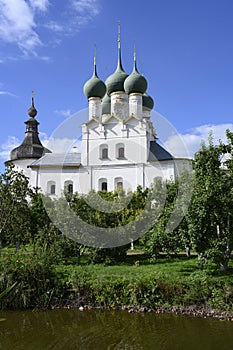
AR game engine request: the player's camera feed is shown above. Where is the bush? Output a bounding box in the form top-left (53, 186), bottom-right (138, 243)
top-left (0, 247), bottom-right (62, 309)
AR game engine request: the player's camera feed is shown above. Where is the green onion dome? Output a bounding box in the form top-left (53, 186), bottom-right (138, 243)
top-left (83, 59), bottom-right (106, 99)
top-left (105, 44), bottom-right (128, 95)
top-left (102, 94), bottom-right (111, 114)
top-left (124, 57), bottom-right (147, 94)
top-left (142, 93), bottom-right (154, 110)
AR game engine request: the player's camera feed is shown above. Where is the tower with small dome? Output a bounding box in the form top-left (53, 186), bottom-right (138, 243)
top-left (9, 93), bottom-right (51, 179)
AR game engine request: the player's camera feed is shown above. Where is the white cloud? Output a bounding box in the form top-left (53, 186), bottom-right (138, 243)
top-left (71, 0), bottom-right (100, 17)
top-left (0, 136), bottom-right (20, 161)
top-left (43, 137), bottom-right (81, 153)
top-left (164, 123), bottom-right (233, 158)
top-left (28, 0), bottom-right (50, 12)
top-left (0, 0), bottom-right (101, 58)
top-left (46, 0), bottom-right (101, 34)
top-left (0, 90), bottom-right (16, 97)
top-left (37, 131), bottom-right (80, 153)
top-left (54, 109), bottom-right (72, 118)
top-left (0, 0), bottom-right (41, 55)
top-left (45, 21), bottom-right (64, 33)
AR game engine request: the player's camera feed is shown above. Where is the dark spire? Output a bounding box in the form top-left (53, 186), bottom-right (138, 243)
top-left (116, 20), bottom-right (124, 71)
top-left (105, 21), bottom-right (129, 95)
top-left (10, 93), bottom-right (51, 161)
top-left (83, 44), bottom-right (107, 99)
top-left (27, 91), bottom-right (38, 118)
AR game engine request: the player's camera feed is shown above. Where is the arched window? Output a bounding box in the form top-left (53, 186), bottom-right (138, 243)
top-left (68, 183), bottom-right (73, 194)
top-left (99, 178), bottom-right (108, 191)
top-left (102, 148), bottom-right (108, 159)
top-left (51, 185), bottom-right (56, 194)
top-left (115, 177), bottom-right (123, 190)
top-left (64, 180), bottom-right (73, 195)
top-left (118, 147), bottom-right (124, 158)
top-left (47, 181), bottom-right (56, 195)
top-left (100, 144), bottom-right (108, 160)
top-left (116, 143), bottom-right (125, 159)
top-left (102, 182), bottom-right (107, 191)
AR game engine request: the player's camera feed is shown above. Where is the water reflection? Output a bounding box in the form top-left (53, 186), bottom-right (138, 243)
top-left (1, 309), bottom-right (233, 350)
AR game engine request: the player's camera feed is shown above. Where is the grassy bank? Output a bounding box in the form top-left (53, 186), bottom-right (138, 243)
top-left (1, 248), bottom-right (233, 318)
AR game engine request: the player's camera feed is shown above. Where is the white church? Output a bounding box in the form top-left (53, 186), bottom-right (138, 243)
top-left (8, 33), bottom-right (191, 197)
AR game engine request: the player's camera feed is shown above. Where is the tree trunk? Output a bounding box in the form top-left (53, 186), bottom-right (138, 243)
top-left (185, 245), bottom-right (191, 257)
top-left (220, 244), bottom-right (232, 271)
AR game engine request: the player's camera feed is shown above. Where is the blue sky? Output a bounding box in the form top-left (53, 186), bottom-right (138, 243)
top-left (0, 0), bottom-right (233, 172)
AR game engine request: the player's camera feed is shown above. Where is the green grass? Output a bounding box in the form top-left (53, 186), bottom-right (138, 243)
top-left (1, 248), bottom-right (233, 313)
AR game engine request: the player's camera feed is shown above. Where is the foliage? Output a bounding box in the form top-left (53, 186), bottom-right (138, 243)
top-left (142, 172), bottom-right (192, 258)
top-left (0, 164), bottom-right (33, 249)
top-left (57, 256), bottom-right (233, 312)
top-left (1, 131), bottom-right (233, 272)
top-left (188, 133), bottom-right (233, 270)
top-left (0, 246), bottom-right (60, 309)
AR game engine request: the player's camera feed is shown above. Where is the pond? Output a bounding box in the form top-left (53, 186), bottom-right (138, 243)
top-left (1, 309), bottom-right (233, 350)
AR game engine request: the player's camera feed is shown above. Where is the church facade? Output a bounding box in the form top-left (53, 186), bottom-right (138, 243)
top-left (8, 35), bottom-right (191, 197)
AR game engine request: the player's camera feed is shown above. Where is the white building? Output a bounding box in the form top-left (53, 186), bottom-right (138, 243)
top-left (8, 35), bottom-right (191, 197)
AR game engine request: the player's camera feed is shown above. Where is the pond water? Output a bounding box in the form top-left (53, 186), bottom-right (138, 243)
top-left (1, 309), bottom-right (233, 350)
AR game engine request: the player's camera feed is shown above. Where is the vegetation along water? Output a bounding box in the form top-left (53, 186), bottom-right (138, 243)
top-left (1, 131), bottom-right (233, 348)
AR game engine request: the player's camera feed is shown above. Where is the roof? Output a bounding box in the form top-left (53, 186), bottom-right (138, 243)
top-left (30, 152), bottom-right (81, 168)
top-left (148, 141), bottom-right (174, 161)
top-left (10, 117), bottom-right (51, 161)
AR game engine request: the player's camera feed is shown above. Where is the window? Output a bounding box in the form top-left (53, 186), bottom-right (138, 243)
top-left (118, 147), bottom-right (124, 158)
top-left (115, 177), bottom-right (123, 190)
top-left (116, 181), bottom-right (123, 189)
top-left (116, 143), bottom-right (125, 159)
top-left (51, 184), bottom-right (56, 194)
top-left (64, 180), bottom-right (73, 195)
top-left (100, 144), bottom-right (108, 159)
top-left (99, 178), bottom-right (108, 191)
top-left (102, 148), bottom-right (108, 159)
top-left (68, 184), bottom-right (73, 194)
top-left (101, 182), bottom-right (107, 191)
top-left (47, 181), bottom-right (56, 195)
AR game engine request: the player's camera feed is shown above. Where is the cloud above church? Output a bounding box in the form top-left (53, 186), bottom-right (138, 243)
top-left (0, 0), bottom-right (101, 58)
top-left (164, 123), bottom-right (233, 158)
top-left (0, 136), bottom-right (20, 162)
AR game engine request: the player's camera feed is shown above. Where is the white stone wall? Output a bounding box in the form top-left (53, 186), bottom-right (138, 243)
top-left (129, 94), bottom-right (142, 118)
top-left (12, 158), bottom-right (38, 187)
top-left (111, 92), bottom-right (128, 120)
top-left (29, 158), bottom-right (181, 196)
top-left (31, 166), bottom-right (90, 196)
top-left (83, 117), bottom-right (149, 167)
top-left (88, 97), bottom-right (102, 120)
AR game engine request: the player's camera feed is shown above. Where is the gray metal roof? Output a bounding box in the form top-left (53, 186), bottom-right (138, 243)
top-left (30, 153), bottom-right (81, 167)
top-left (148, 141), bottom-right (173, 161)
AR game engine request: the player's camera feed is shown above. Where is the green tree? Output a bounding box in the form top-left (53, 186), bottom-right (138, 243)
top-left (142, 176), bottom-right (191, 258)
top-left (188, 134), bottom-right (233, 270)
top-left (0, 164), bottom-right (32, 251)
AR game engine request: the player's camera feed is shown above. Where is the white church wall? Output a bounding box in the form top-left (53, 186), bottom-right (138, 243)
top-left (129, 94), bottom-right (142, 118)
top-left (111, 92), bottom-right (128, 119)
top-left (92, 164), bottom-right (144, 192)
top-left (12, 159), bottom-right (37, 187)
top-left (144, 161), bottom-right (176, 187)
top-left (32, 167), bottom-right (89, 196)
